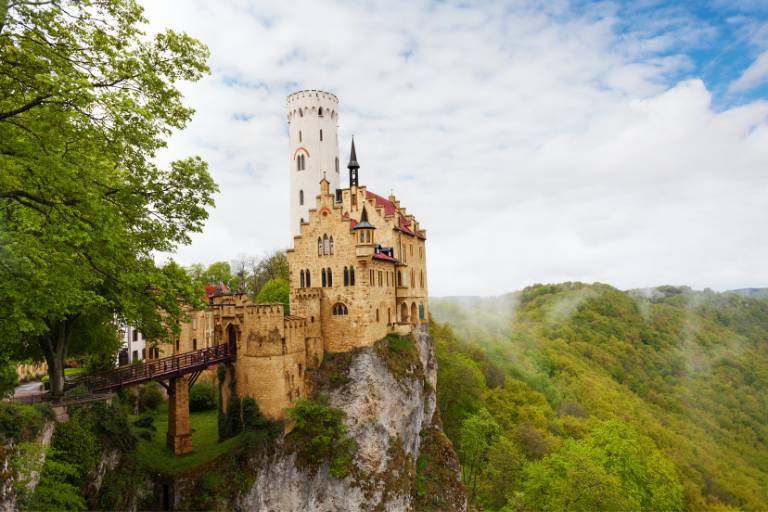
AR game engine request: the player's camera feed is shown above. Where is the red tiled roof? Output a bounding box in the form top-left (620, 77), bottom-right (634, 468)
top-left (373, 252), bottom-right (397, 262)
top-left (366, 191), bottom-right (396, 216)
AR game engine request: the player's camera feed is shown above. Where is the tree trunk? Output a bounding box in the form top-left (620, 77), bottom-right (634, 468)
top-left (40, 316), bottom-right (76, 398)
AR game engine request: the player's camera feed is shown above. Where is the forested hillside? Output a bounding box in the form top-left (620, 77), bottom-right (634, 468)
top-left (430, 283), bottom-right (768, 511)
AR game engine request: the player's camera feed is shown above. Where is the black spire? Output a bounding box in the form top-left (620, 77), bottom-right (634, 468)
top-left (353, 205), bottom-right (375, 230)
top-left (348, 137), bottom-right (359, 188)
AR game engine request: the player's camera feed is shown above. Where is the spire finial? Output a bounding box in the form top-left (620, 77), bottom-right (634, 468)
top-left (348, 137), bottom-right (359, 188)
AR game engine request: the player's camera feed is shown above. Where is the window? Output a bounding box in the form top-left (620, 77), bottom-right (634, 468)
top-left (299, 108), bottom-right (303, 117)
top-left (297, 154), bottom-right (306, 171)
top-left (134, 350), bottom-right (139, 361)
top-left (370, 269), bottom-right (374, 286)
top-left (419, 303), bottom-right (425, 320)
top-left (376, 309), bottom-right (380, 322)
top-left (420, 270), bottom-right (424, 288)
top-left (344, 267), bottom-right (349, 286)
top-left (132, 330), bottom-right (138, 342)
top-left (299, 130), bottom-right (302, 142)
top-left (327, 267), bottom-right (333, 287)
top-left (398, 271), bottom-right (402, 287)
top-left (335, 157), bottom-right (339, 173)
top-left (360, 232), bottom-right (365, 243)
top-left (366, 231), bottom-right (371, 243)
top-left (305, 269), bottom-right (311, 287)
top-left (175, 339), bottom-right (179, 351)
top-left (319, 106), bottom-right (323, 117)
top-left (322, 268), bottom-right (326, 287)
top-left (388, 308), bottom-right (391, 324)
top-left (318, 237), bottom-right (322, 256)
top-left (330, 236), bottom-right (334, 255)
top-left (193, 339), bottom-right (197, 350)
top-left (378, 270), bottom-right (383, 286)
top-left (300, 217), bottom-right (304, 224)
top-left (350, 267), bottom-right (355, 286)
top-left (299, 189), bottom-right (304, 205)
top-left (386, 272), bottom-right (389, 287)
top-left (320, 129), bottom-right (323, 141)
top-left (323, 234), bottom-right (329, 255)
top-left (332, 303), bottom-right (348, 315)
top-left (300, 270), bottom-right (305, 288)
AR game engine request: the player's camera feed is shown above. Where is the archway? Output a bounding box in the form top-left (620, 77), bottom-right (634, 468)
top-left (400, 302), bottom-right (408, 323)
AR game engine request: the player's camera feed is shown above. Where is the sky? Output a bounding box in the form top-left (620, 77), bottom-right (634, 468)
top-left (143, 0), bottom-right (768, 297)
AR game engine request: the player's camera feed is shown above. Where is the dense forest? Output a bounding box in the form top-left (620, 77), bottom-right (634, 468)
top-left (430, 283), bottom-right (768, 511)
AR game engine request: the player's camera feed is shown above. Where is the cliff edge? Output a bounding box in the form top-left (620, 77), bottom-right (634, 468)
top-left (237, 326), bottom-right (466, 511)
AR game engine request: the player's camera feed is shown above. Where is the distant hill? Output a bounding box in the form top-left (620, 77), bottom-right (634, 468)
top-left (728, 287), bottom-right (768, 299)
top-left (430, 283), bottom-right (768, 511)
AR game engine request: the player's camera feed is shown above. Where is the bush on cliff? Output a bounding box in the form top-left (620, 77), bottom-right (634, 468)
top-left (190, 382), bottom-right (217, 412)
top-left (286, 395), bottom-right (356, 478)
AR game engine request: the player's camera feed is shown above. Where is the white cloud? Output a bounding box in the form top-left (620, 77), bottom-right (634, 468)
top-left (142, 0), bottom-right (768, 296)
top-left (730, 50), bottom-right (768, 92)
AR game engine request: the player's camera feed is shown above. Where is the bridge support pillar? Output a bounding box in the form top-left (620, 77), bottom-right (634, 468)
top-left (166, 377), bottom-right (192, 455)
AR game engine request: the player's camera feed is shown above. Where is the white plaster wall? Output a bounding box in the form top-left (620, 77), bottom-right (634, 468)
top-left (287, 90), bottom-right (341, 238)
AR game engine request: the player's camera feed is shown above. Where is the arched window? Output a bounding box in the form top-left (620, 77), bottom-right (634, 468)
top-left (319, 107), bottom-right (323, 117)
top-left (401, 302), bottom-right (408, 322)
top-left (419, 303), bottom-right (425, 320)
top-left (366, 231), bottom-right (371, 243)
top-left (300, 217), bottom-right (304, 224)
top-left (350, 267), bottom-right (355, 286)
top-left (300, 270), bottom-right (305, 288)
top-left (411, 270), bottom-right (415, 287)
top-left (344, 267), bottom-right (349, 286)
top-left (420, 270), bottom-right (424, 288)
top-left (323, 234), bottom-right (329, 255)
top-left (376, 309), bottom-right (380, 322)
top-left (297, 156), bottom-right (301, 172)
top-left (321, 268), bottom-right (327, 287)
top-left (397, 271), bottom-right (402, 287)
top-left (318, 237), bottom-right (322, 256)
top-left (332, 303), bottom-right (348, 315)
top-left (327, 267), bottom-right (333, 287)
top-left (299, 108), bottom-right (303, 117)
top-left (370, 269), bottom-right (374, 286)
top-left (299, 130), bottom-right (302, 142)
top-left (335, 157), bottom-right (339, 173)
top-left (320, 129), bottom-right (323, 141)
top-left (330, 236), bottom-right (334, 255)
top-left (299, 189), bottom-right (304, 205)
top-left (306, 269), bottom-right (311, 287)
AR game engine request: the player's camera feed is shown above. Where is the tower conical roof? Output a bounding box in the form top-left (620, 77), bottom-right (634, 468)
top-left (348, 137), bottom-right (359, 170)
top-left (353, 205), bottom-right (375, 230)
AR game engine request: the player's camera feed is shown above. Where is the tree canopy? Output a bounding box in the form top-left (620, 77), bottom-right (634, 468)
top-left (0, 0), bottom-right (215, 394)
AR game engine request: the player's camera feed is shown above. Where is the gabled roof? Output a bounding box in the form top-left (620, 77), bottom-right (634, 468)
top-left (365, 191), bottom-right (396, 216)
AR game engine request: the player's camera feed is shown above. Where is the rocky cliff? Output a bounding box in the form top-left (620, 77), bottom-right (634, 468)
top-left (236, 326), bottom-right (466, 511)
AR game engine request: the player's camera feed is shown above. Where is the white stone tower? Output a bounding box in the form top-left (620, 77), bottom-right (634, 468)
top-left (287, 90), bottom-right (341, 237)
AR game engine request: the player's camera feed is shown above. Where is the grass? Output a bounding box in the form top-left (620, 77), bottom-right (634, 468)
top-left (39, 367), bottom-right (84, 383)
top-left (131, 403), bottom-right (242, 476)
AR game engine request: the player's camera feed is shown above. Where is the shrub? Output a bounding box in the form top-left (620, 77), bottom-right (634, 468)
top-left (286, 395), bottom-right (356, 478)
top-left (29, 459), bottom-right (87, 511)
top-left (224, 395), bottom-right (242, 438)
top-left (134, 413), bottom-right (156, 430)
top-left (72, 401), bottom-right (137, 452)
top-left (49, 422), bottom-right (99, 483)
top-left (242, 397), bottom-right (269, 431)
top-left (0, 358), bottom-right (17, 397)
top-left (138, 430), bottom-right (153, 441)
top-left (0, 402), bottom-right (45, 443)
top-left (139, 382), bottom-right (164, 412)
top-left (190, 382), bottom-right (217, 412)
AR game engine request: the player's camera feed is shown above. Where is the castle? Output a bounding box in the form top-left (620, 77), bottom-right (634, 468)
top-left (163, 90), bottom-right (429, 420)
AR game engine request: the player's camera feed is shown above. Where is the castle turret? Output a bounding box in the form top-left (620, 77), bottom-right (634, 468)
top-left (287, 90), bottom-right (341, 237)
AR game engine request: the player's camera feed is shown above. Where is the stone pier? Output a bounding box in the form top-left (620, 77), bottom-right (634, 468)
top-left (166, 377), bottom-right (192, 455)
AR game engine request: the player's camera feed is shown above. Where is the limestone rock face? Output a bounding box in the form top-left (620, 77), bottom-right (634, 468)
top-left (237, 327), bottom-right (466, 512)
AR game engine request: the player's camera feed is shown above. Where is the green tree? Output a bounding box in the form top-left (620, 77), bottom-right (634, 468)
top-left (459, 408), bottom-right (500, 501)
top-left (0, 0), bottom-right (215, 395)
top-left (477, 435), bottom-right (525, 510)
top-left (437, 351), bottom-right (486, 441)
top-left (249, 251), bottom-right (289, 295)
top-left (256, 277), bottom-right (290, 313)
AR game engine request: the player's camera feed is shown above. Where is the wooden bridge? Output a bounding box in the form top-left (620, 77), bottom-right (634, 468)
top-left (68, 342), bottom-right (234, 394)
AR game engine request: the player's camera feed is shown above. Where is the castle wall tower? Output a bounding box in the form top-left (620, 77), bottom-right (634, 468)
top-left (287, 90), bottom-right (341, 237)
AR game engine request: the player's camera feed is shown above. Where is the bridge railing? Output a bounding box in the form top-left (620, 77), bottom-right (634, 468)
top-left (69, 342), bottom-right (233, 393)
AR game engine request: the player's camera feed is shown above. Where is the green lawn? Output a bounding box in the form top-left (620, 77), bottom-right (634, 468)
top-left (131, 403), bottom-right (242, 475)
top-left (40, 367), bottom-right (85, 383)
